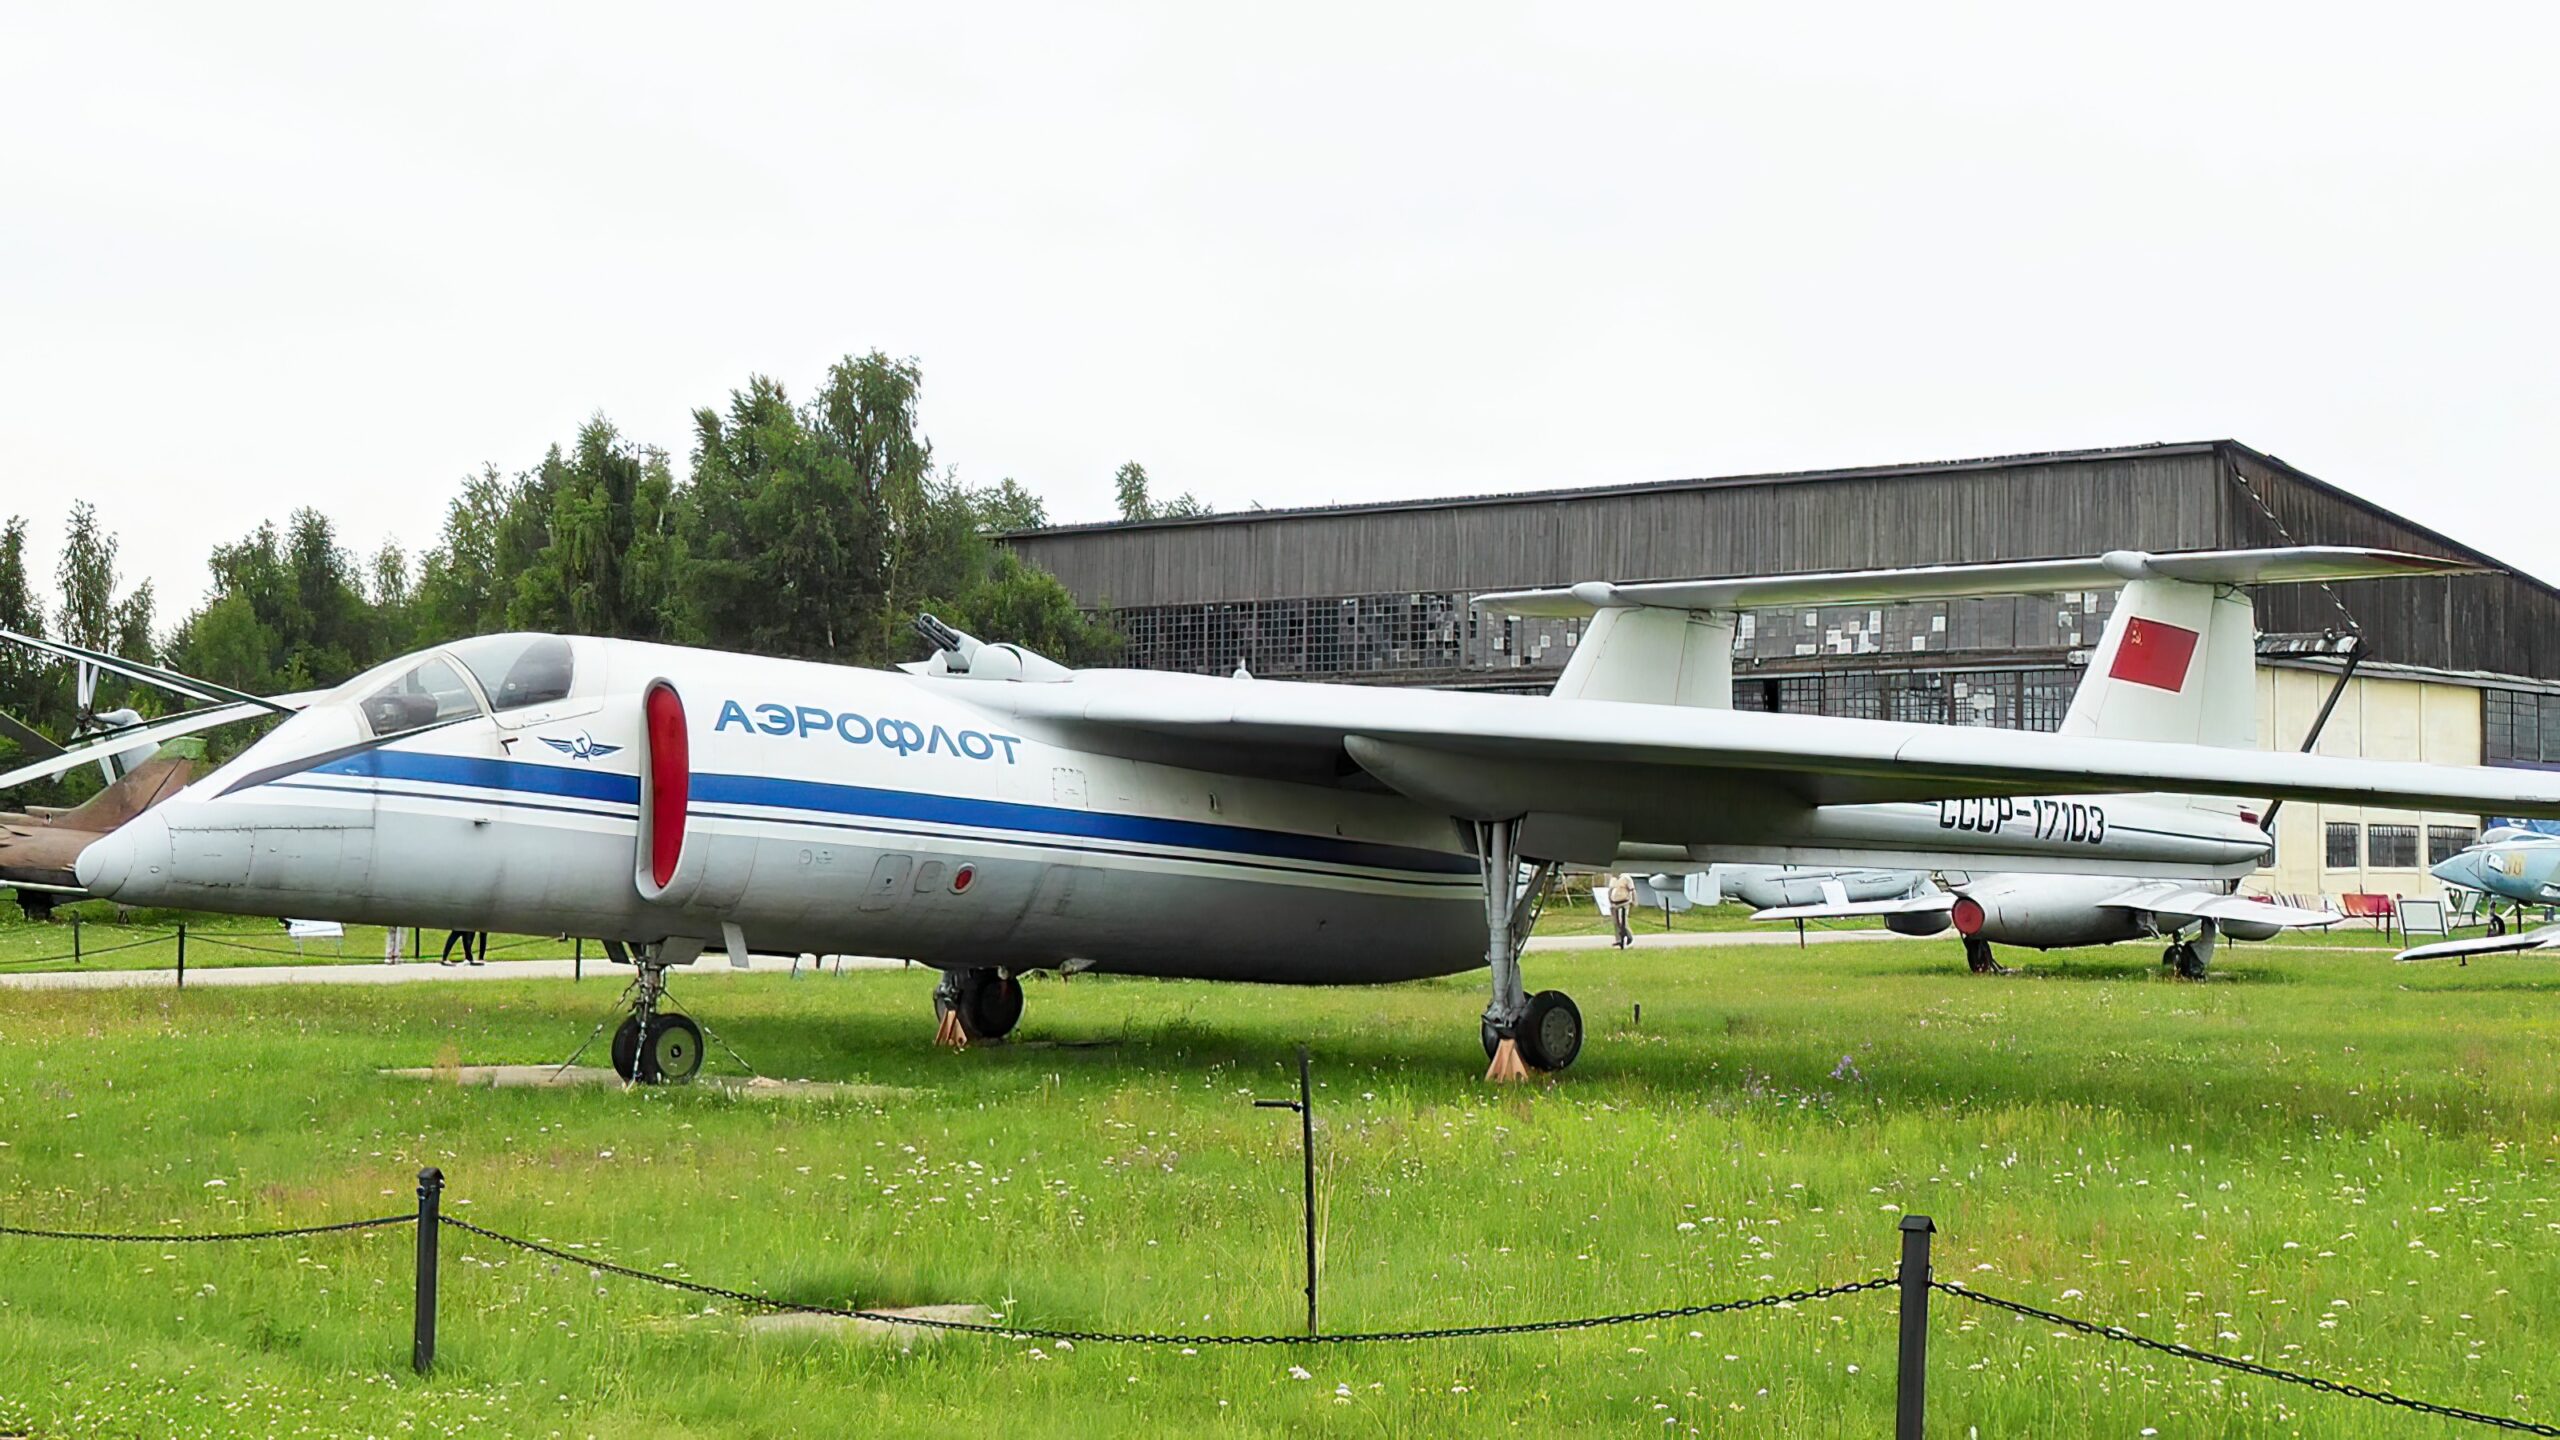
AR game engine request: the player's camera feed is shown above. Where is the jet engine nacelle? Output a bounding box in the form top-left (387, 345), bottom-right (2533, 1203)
top-left (1951, 874), bottom-right (2149, 950)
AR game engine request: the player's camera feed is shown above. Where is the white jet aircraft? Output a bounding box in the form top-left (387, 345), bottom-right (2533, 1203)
top-left (29, 546), bottom-right (2560, 1084)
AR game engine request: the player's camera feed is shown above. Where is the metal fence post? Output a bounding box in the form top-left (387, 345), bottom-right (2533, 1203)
top-left (413, 1167), bottom-right (443, 1374)
top-left (175, 925), bottom-right (185, 991)
top-left (1897, 1215), bottom-right (1935, 1440)
top-left (1253, 1044), bottom-right (1319, 1336)
top-left (71, 915), bottom-right (81, 964)
top-left (574, 936), bottom-right (583, 981)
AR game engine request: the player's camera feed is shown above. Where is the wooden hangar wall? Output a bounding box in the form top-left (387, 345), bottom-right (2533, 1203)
top-left (1005, 440), bottom-right (2560, 901)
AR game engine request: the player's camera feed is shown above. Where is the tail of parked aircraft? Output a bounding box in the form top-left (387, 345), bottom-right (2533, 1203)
top-left (2058, 574), bottom-right (2258, 750)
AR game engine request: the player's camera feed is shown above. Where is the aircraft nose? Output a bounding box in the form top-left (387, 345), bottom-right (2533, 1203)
top-left (76, 812), bottom-right (167, 899)
top-left (2431, 852), bottom-right (2484, 888)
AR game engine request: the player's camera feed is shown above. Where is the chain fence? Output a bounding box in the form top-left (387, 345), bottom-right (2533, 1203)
top-left (438, 1211), bottom-right (1892, 1345)
top-left (1934, 1281), bottom-right (2560, 1436)
top-left (5, 1182), bottom-right (2560, 1433)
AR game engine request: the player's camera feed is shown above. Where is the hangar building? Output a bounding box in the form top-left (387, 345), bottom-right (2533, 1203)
top-left (1003, 441), bottom-right (2556, 901)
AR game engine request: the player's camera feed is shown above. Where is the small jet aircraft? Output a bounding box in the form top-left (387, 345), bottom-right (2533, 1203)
top-left (1747, 872), bottom-right (2337, 976)
top-left (25, 546), bottom-right (2560, 1083)
top-left (2396, 829), bottom-right (2560, 963)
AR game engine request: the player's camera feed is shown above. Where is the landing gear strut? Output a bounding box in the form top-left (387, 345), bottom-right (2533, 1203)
top-left (1962, 937), bottom-right (2010, 975)
top-left (933, 967), bottom-right (1024, 1046)
top-left (1473, 817), bottom-right (1571, 1080)
top-left (2161, 918), bottom-right (2219, 980)
top-left (604, 941), bottom-right (705, 1084)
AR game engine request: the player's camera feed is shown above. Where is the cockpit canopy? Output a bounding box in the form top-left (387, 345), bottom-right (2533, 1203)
top-left (351, 634), bottom-right (578, 736)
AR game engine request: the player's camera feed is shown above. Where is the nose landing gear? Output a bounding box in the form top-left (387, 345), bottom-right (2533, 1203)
top-left (597, 939), bottom-right (709, 1084)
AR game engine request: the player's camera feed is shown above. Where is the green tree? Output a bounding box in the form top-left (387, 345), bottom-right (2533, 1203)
top-left (1112, 461), bottom-right (1208, 522)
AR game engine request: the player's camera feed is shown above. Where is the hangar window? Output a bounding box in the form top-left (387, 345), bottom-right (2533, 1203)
top-left (2487, 688), bottom-right (2560, 768)
top-left (2324, 822), bottom-right (2360, 869)
top-left (2428, 825), bottom-right (2479, 865)
top-left (358, 656), bottom-right (481, 736)
top-left (446, 634), bottom-right (577, 711)
top-left (2367, 825), bottom-right (2419, 869)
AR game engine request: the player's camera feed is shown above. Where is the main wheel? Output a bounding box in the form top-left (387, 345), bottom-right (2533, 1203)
top-left (640, 1013), bottom-right (704, 1083)
top-left (2170, 942), bottom-right (2208, 980)
top-left (1481, 1015), bottom-right (1502, 1060)
top-left (2490, 912), bottom-right (2509, 937)
top-left (963, 972), bottom-right (1024, 1041)
top-left (610, 1016), bottom-right (642, 1081)
top-left (1963, 938), bottom-right (2004, 975)
top-left (1517, 990), bottom-right (1583, 1072)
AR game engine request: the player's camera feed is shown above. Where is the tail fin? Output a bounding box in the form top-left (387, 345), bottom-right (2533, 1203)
top-left (2059, 577), bottom-right (2258, 749)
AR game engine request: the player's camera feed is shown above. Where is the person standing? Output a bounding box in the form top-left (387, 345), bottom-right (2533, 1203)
top-left (1607, 872), bottom-right (1637, 949)
top-left (438, 929), bottom-right (487, 967)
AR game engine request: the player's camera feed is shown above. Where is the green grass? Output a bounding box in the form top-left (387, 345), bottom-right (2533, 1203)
top-left (4, 939), bottom-right (2560, 1437)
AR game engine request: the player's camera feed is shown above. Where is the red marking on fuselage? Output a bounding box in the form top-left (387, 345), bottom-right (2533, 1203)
top-left (2109, 617), bottom-right (2200, 692)
top-left (1951, 895), bottom-right (1985, 937)
top-left (645, 682), bottom-right (689, 888)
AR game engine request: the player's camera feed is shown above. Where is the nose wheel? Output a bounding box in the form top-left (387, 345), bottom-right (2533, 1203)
top-left (591, 940), bottom-right (714, 1084)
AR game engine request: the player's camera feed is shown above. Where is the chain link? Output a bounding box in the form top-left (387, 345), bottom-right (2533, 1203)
top-left (2227, 461), bottom-right (2364, 637)
top-left (438, 1214), bottom-right (1891, 1345)
top-left (1935, 1282), bottom-right (2560, 1435)
top-left (0, 1214), bottom-right (412, 1244)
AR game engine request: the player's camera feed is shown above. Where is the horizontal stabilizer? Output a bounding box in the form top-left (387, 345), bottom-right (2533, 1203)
top-left (2396, 925), bottom-right (2560, 963)
top-left (2094, 883), bottom-right (2339, 929)
top-left (1475, 547), bottom-right (2483, 618)
top-left (0, 700), bottom-right (307, 794)
top-left (1752, 893), bottom-right (1958, 922)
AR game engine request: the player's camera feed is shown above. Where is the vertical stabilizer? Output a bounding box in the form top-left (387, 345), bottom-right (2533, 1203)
top-left (1549, 608), bottom-right (1735, 707)
top-left (2061, 577), bottom-right (2259, 749)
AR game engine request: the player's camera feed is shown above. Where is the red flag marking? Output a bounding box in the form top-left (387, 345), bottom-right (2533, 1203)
top-left (2109, 617), bottom-right (2200, 692)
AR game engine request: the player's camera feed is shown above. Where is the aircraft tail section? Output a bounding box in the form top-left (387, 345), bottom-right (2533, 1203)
top-left (2059, 577), bottom-right (2259, 751)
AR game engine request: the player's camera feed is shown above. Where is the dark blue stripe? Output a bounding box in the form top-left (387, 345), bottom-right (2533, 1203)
top-left (307, 749), bottom-right (1474, 877)
top-left (698, 772), bottom-right (1475, 874)
top-left (316, 749), bottom-right (640, 804)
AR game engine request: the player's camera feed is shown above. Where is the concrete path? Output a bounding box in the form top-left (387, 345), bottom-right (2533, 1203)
top-left (0, 927), bottom-right (1905, 992)
top-left (0, 952), bottom-right (908, 992)
top-left (1527, 928), bottom-right (1895, 952)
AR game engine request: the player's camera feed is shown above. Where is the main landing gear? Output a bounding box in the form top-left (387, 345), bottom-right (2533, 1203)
top-left (2161, 918), bottom-right (2219, 981)
top-left (1473, 817), bottom-right (1576, 1081)
top-left (602, 940), bottom-right (706, 1084)
top-left (1962, 937), bottom-right (2011, 975)
top-left (933, 966), bottom-right (1024, 1047)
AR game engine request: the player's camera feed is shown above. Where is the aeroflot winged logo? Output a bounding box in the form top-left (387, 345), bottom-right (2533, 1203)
top-left (541, 732), bottom-right (623, 761)
top-left (714, 700), bottom-right (1023, 764)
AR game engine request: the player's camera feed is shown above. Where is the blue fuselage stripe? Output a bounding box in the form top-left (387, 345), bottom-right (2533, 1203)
top-left (306, 749), bottom-right (1474, 877)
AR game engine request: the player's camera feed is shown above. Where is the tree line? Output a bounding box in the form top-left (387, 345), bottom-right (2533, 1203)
top-left (2, 351), bottom-right (1182, 801)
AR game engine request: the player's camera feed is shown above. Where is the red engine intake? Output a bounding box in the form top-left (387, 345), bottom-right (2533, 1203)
top-left (1950, 895), bottom-right (1986, 937)
top-left (643, 681), bottom-right (689, 891)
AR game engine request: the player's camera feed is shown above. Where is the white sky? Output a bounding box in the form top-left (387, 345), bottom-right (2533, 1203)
top-left (4, 3), bottom-right (2555, 620)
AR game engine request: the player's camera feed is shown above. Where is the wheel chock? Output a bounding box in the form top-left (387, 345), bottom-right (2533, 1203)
top-left (934, 1009), bottom-right (969, 1049)
top-left (1484, 1036), bottom-right (1532, 1083)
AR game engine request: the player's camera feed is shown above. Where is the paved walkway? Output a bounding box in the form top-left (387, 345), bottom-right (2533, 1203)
top-left (1527, 928), bottom-right (1895, 952)
top-left (0, 928), bottom-right (1909, 992)
top-left (0, 953), bottom-right (908, 992)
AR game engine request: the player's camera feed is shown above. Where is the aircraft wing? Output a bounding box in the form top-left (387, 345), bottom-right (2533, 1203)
top-left (1751, 892), bottom-right (1957, 923)
top-left (1475, 547), bottom-right (2483, 618)
top-left (950, 668), bottom-right (2560, 820)
top-left (2397, 925), bottom-right (2560, 963)
top-left (2093, 882), bottom-right (2340, 929)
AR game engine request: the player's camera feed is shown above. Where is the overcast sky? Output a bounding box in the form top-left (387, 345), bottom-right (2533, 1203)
top-left (4, 3), bottom-right (2554, 622)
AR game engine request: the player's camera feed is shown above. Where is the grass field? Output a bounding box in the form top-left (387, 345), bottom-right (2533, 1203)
top-left (3, 936), bottom-right (2557, 1438)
